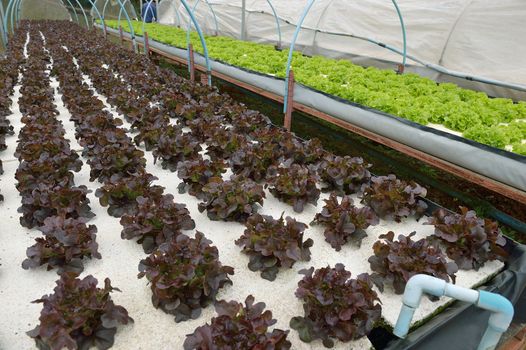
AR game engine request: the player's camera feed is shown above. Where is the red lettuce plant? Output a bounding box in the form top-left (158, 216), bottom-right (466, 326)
top-left (360, 174), bottom-right (428, 222)
top-left (15, 157), bottom-right (77, 193)
top-left (185, 115), bottom-right (224, 143)
top-left (87, 143), bottom-right (146, 183)
top-left (205, 127), bottom-right (249, 161)
top-left (235, 213), bottom-right (313, 281)
top-left (318, 155), bottom-right (371, 194)
top-left (426, 207), bottom-right (508, 270)
top-left (229, 142), bottom-right (279, 182)
top-left (18, 184), bottom-right (94, 229)
top-left (15, 138), bottom-right (81, 165)
top-left (312, 194), bottom-right (379, 250)
top-left (27, 273), bottom-right (133, 350)
top-left (95, 172), bottom-right (164, 217)
top-left (267, 163), bottom-right (320, 213)
top-left (368, 231), bottom-right (458, 294)
top-left (152, 131), bottom-right (202, 171)
top-left (22, 216), bottom-right (100, 274)
top-left (290, 265), bottom-right (382, 348)
top-left (184, 295), bottom-right (291, 350)
top-left (176, 157), bottom-right (226, 199)
top-left (288, 138), bottom-right (327, 166)
top-left (120, 194), bottom-right (195, 253)
top-left (138, 232), bottom-right (234, 322)
top-left (198, 176), bottom-right (266, 222)
top-left (134, 121), bottom-right (178, 151)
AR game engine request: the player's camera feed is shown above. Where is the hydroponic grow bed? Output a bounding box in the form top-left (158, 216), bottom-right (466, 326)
top-left (0, 21), bottom-right (516, 350)
top-left (97, 23), bottom-right (526, 199)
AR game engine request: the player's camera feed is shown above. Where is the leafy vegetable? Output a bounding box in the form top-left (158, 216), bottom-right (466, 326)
top-left (152, 128), bottom-right (202, 171)
top-left (198, 176), bottom-right (265, 222)
top-left (184, 295), bottom-right (291, 350)
top-left (205, 127), bottom-right (250, 160)
top-left (267, 163), bottom-right (321, 213)
top-left (18, 184), bottom-right (94, 229)
top-left (27, 273), bottom-right (133, 350)
top-left (426, 207), bottom-right (508, 270)
top-left (87, 143), bottom-right (146, 183)
top-left (236, 213), bottom-right (313, 281)
top-left (368, 231), bottom-right (458, 294)
top-left (361, 174), bottom-right (428, 222)
top-left (312, 193), bottom-right (378, 250)
top-left (22, 216), bottom-right (100, 274)
top-left (95, 172), bottom-right (164, 217)
top-left (229, 142), bottom-right (279, 182)
top-left (318, 155), bottom-right (371, 194)
top-left (176, 157), bottom-right (226, 199)
top-left (138, 232), bottom-right (234, 322)
top-left (120, 194), bottom-right (195, 253)
top-left (291, 264), bottom-right (381, 348)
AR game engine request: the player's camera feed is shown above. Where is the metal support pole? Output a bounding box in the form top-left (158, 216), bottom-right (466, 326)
top-left (240, 0), bottom-right (246, 40)
top-left (144, 30), bottom-right (150, 56)
top-left (181, 0), bottom-right (212, 85)
top-left (284, 70), bottom-right (294, 131)
top-left (189, 43), bottom-right (195, 82)
top-left (391, 0), bottom-right (407, 72)
top-left (283, 0), bottom-right (315, 113)
top-left (266, 0), bottom-right (281, 49)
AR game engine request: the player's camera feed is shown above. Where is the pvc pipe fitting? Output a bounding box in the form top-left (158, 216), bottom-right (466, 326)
top-left (393, 274), bottom-right (514, 350)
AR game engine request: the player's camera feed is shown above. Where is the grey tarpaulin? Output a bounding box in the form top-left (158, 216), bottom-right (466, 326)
top-left (98, 25), bottom-right (526, 193)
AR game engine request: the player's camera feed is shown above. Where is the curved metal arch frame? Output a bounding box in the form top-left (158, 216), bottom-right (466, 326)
top-left (180, 0), bottom-right (211, 85)
top-left (101, 0), bottom-right (137, 51)
top-left (7, 0), bottom-right (79, 31)
top-left (71, 0), bottom-right (90, 28)
top-left (283, 0), bottom-right (408, 113)
top-left (87, 0), bottom-right (105, 29)
top-left (170, 0), bottom-right (183, 27)
top-left (184, 0), bottom-right (219, 36)
top-left (0, 1), bottom-right (7, 47)
top-left (3, 0), bottom-right (105, 45)
top-left (141, 0), bottom-right (157, 37)
top-left (265, 0), bottom-right (281, 48)
top-left (15, 0), bottom-right (80, 25)
top-left (63, 0), bottom-right (80, 23)
top-left (0, 1), bottom-right (7, 48)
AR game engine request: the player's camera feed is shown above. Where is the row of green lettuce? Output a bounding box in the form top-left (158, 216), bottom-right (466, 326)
top-left (102, 20), bottom-right (526, 156)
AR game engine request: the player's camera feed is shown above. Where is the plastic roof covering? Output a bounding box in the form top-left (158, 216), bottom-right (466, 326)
top-left (18, 0), bottom-right (72, 21)
top-left (91, 0), bottom-right (138, 20)
top-left (158, 0), bottom-right (526, 99)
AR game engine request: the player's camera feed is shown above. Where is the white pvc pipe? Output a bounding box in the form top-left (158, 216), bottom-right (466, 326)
top-left (394, 274), bottom-right (514, 350)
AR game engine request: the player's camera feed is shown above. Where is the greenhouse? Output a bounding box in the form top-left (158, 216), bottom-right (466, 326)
top-left (0, 1), bottom-right (525, 350)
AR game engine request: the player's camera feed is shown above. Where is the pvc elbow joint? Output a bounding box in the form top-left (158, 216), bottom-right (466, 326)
top-left (394, 275), bottom-right (447, 338)
top-left (402, 274), bottom-right (447, 308)
top-left (393, 274), bottom-right (514, 350)
top-left (477, 290), bottom-right (514, 333)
